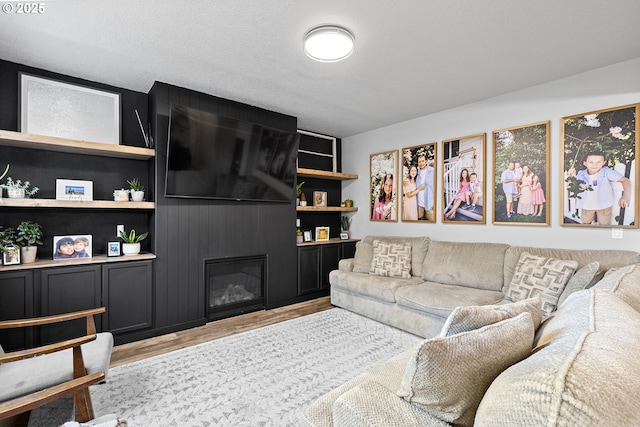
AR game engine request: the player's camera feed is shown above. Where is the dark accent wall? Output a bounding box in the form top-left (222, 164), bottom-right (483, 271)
top-left (149, 82), bottom-right (298, 331)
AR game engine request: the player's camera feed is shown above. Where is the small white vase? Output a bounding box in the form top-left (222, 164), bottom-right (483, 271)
top-left (20, 246), bottom-right (37, 264)
top-left (300, 201), bottom-right (307, 206)
top-left (130, 190), bottom-right (145, 202)
top-left (122, 242), bottom-right (141, 256)
top-left (7, 188), bottom-right (25, 199)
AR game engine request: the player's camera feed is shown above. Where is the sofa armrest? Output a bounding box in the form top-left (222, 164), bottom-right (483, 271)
top-left (333, 381), bottom-right (448, 427)
top-left (338, 258), bottom-right (354, 272)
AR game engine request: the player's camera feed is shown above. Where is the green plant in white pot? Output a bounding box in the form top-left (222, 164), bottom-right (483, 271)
top-left (119, 228), bottom-right (149, 256)
top-left (1, 177), bottom-right (39, 199)
top-left (127, 178), bottom-right (145, 202)
top-left (16, 220), bottom-right (43, 264)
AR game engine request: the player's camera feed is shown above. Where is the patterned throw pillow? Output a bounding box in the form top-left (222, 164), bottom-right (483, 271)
top-left (440, 298), bottom-right (542, 337)
top-left (397, 313), bottom-right (535, 427)
top-left (369, 240), bottom-right (412, 278)
top-left (505, 252), bottom-right (578, 317)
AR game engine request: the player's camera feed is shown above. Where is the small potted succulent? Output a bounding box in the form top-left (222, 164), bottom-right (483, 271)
top-left (127, 178), bottom-right (145, 202)
top-left (119, 228), bottom-right (149, 256)
top-left (340, 215), bottom-right (352, 236)
top-left (1, 177), bottom-right (39, 199)
top-left (295, 181), bottom-right (305, 206)
top-left (16, 220), bottom-right (44, 264)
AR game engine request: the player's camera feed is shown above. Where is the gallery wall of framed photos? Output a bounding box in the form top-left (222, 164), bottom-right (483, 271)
top-left (344, 58), bottom-right (640, 251)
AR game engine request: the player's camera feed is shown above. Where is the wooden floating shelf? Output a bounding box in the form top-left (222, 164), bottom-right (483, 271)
top-left (0, 253), bottom-right (157, 272)
top-left (297, 237), bottom-right (360, 247)
top-left (296, 168), bottom-right (358, 180)
top-left (0, 198), bottom-right (155, 209)
top-left (0, 130), bottom-right (155, 160)
top-left (296, 206), bottom-right (358, 212)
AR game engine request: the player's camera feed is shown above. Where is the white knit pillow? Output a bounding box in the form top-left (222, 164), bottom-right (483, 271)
top-left (369, 240), bottom-right (411, 278)
top-left (398, 313), bottom-right (535, 427)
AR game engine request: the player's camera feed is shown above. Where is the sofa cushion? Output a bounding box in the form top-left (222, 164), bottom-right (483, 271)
top-left (369, 240), bottom-right (412, 279)
top-left (363, 236), bottom-right (430, 277)
top-left (421, 241), bottom-right (509, 291)
top-left (353, 241), bottom-right (374, 273)
top-left (475, 288), bottom-right (640, 426)
top-left (329, 270), bottom-right (423, 303)
top-left (557, 261), bottom-right (603, 307)
top-left (503, 246), bottom-right (640, 287)
top-left (397, 313), bottom-right (534, 427)
top-left (504, 252), bottom-right (578, 316)
top-left (440, 297), bottom-right (542, 337)
top-left (395, 282), bottom-right (504, 319)
top-left (592, 263), bottom-right (640, 311)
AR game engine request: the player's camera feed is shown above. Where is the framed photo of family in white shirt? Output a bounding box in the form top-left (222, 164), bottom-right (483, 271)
top-left (561, 104), bottom-right (638, 228)
top-left (400, 143), bottom-right (437, 223)
top-left (493, 121), bottom-right (550, 226)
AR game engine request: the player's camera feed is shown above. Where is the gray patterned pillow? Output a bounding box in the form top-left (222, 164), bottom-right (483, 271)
top-left (505, 252), bottom-right (578, 317)
top-left (369, 240), bottom-right (411, 278)
top-left (398, 313), bottom-right (535, 427)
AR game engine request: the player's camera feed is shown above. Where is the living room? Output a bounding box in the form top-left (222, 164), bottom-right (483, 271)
top-left (1, 1), bottom-right (640, 426)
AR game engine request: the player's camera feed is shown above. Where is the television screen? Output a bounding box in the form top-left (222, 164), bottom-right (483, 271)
top-left (165, 105), bottom-right (299, 202)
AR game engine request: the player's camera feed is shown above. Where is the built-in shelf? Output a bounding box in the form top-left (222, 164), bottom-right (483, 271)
top-left (0, 198), bottom-right (154, 209)
top-left (0, 253), bottom-right (157, 272)
top-left (0, 130), bottom-right (155, 160)
top-left (296, 168), bottom-right (358, 181)
top-left (297, 237), bottom-right (359, 247)
top-left (296, 206), bottom-right (358, 212)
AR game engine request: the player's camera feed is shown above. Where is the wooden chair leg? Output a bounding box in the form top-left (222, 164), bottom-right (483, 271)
top-left (73, 388), bottom-right (95, 423)
top-left (0, 411), bottom-right (31, 427)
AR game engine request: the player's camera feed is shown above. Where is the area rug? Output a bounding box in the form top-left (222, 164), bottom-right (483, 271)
top-left (30, 308), bottom-right (422, 427)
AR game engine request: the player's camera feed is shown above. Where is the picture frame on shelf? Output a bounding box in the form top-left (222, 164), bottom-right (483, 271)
top-left (441, 133), bottom-right (486, 224)
top-left (370, 150), bottom-right (399, 221)
top-left (400, 143), bottom-right (437, 222)
top-left (340, 232), bottom-right (349, 240)
top-left (56, 179), bottom-right (94, 201)
top-left (561, 104), bottom-right (638, 228)
top-left (492, 121), bottom-right (550, 226)
top-left (303, 230), bottom-right (312, 242)
top-left (313, 191), bottom-right (327, 207)
top-left (53, 235), bottom-right (93, 260)
top-left (107, 241), bottom-right (121, 257)
top-left (2, 247), bottom-right (20, 266)
top-left (19, 72), bottom-right (121, 145)
top-left (315, 226), bottom-right (330, 241)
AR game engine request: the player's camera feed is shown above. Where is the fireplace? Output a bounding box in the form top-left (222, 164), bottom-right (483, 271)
top-left (205, 255), bottom-right (266, 321)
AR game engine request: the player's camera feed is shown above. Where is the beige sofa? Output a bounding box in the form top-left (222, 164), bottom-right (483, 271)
top-left (302, 236), bottom-right (640, 426)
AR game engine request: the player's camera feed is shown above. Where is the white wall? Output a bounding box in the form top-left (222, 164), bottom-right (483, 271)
top-left (342, 57), bottom-right (640, 251)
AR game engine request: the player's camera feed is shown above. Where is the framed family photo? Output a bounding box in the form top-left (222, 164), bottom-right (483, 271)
top-left (493, 121), bottom-right (550, 226)
top-left (53, 235), bottom-right (93, 260)
top-left (2, 247), bottom-right (20, 266)
top-left (315, 226), bottom-right (330, 241)
top-left (561, 104), bottom-right (638, 228)
top-left (370, 150), bottom-right (398, 221)
top-left (401, 143), bottom-right (437, 222)
top-left (441, 133), bottom-right (486, 224)
top-left (56, 179), bottom-right (94, 201)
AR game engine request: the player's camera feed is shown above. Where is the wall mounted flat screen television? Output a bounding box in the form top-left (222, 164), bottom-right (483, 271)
top-left (165, 105), bottom-right (299, 202)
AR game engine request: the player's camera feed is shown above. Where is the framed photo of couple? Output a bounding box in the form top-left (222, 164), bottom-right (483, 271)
top-left (399, 143), bottom-right (437, 222)
top-left (561, 104), bottom-right (638, 228)
top-left (493, 121), bottom-right (550, 226)
top-left (441, 134), bottom-right (486, 224)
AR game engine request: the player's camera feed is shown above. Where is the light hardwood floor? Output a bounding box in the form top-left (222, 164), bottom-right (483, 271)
top-left (110, 296), bottom-right (333, 367)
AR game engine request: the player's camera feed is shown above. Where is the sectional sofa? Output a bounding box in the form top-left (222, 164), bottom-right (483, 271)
top-left (302, 236), bottom-right (640, 426)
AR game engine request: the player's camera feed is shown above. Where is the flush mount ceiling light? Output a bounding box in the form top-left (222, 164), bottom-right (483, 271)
top-left (303, 25), bottom-right (355, 62)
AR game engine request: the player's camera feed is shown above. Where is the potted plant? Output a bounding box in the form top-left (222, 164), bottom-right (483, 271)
top-left (295, 181), bottom-right (305, 206)
top-left (0, 226), bottom-right (18, 253)
top-left (340, 215), bottom-right (352, 237)
top-left (119, 228), bottom-right (149, 256)
top-left (1, 177), bottom-right (39, 199)
top-left (299, 192), bottom-right (307, 207)
top-left (127, 178), bottom-right (145, 202)
top-left (16, 221), bottom-right (43, 264)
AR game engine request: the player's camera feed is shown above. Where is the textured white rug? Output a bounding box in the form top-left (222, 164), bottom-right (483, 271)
top-left (30, 308), bottom-right (421, 427)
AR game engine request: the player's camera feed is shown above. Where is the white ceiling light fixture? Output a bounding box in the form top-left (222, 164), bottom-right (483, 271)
top-left (304, 25), bottom-right (355, 62)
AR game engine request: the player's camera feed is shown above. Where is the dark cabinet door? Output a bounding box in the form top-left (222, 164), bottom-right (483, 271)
top-left (0, 270), bottom-right (34, 351)
top-left (320, 244), bottom-right (341, 289)
top-left (38, 265), bottom-right (102, 344)
top-left (341, 241), bottom-right (357, 259)
top-left (102, 260), bottom-right (153, 336)
top-left (298, 246), bottom-right (320, 295)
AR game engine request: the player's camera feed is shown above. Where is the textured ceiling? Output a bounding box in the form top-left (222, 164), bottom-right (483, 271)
top-left (1, 0), bottom-right (639, 138)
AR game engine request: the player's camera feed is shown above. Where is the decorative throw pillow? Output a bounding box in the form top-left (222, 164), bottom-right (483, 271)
top-left (353, 241), bottom-right (374, 273)
top-left (440, 298), bottom-right (542, 337)
top-left (556, 261), bottom-right (604, 307)
top-left (369, 240), bottom-right (412, 278)
top-left (504, 252), bottom-right (578, 317)
top-left (398, 313), bottom-right (535, 427)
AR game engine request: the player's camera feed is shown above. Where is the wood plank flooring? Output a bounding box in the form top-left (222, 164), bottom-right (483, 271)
top-left (110, 296), bottom-right (333, 367)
